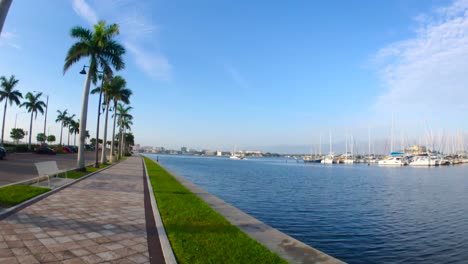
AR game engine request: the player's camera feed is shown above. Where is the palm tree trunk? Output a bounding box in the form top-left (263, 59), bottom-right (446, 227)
top-left (77, 67), bottom-right (92, 169)
top-left (59, 124), bottom-right (63, 145)
top-left (100, 103), bottom-right (110, 164)
top-left (118, 119), bottom-right (123, 160)
top-left (110, 102), bottom-right (117, 162)
top-left (1, 99), bottom-right (7, 144)
top-left (28, 112), bottom-right (33, 150)
top-left (68, 130), bottom-right (70, 145)
top-left (0, 0), bottom-right (13, 35)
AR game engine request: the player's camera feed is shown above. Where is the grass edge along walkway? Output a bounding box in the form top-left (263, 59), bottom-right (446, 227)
top-left (0, 185), bottom-right (50, 207)
top-left (144, 157), bottom-right (289, 264)
top-left (0, 163), bottom-right (113, 208)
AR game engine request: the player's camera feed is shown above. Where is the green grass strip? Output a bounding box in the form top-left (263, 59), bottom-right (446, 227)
top-left (0, 185), bottom-right (50, 207)
top-left (143, 157), bottom-right (287, 264)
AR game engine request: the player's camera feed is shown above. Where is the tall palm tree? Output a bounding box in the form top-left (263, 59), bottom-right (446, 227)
top-left (0, 75), bottom-right (22, 144)
top-left (97, 76), bottom-right (131, 163)
top-left (69, 119), bottom-right (79, 146)
top-left (63, 20), bottom-right (125, 169)
top-left (63, 114), bottom-right (75, 145)
top-left (109, 76), bottom-right (132, 160)
top-left (20, 92), bottom-right (45, 150)
top-left (55, 109), bottom-right (68, 146)
top-left (119, 116), bottom-right (133, 156)
top-left (116, 103), bottom-right (132, 160)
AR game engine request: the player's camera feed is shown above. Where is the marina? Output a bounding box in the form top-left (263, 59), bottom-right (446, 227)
top-left (153, 154), bottom-right (468, 264)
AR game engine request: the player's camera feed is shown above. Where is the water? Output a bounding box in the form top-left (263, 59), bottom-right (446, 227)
top-left (147, 154), bottom-right (468, 264)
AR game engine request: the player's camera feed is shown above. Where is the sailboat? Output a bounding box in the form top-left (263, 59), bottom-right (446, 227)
top-left (230, 145), bottom-right (244, 159)
top-left (378, 115), bottom-right (407, 166)
top-left (344, 134), bottom-right (354, 164)
top-left (321, 132), bottom-right (336, 164)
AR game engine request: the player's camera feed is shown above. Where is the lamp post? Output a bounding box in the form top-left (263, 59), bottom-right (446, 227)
top-left (14, 111), bottom-right (26, 129)
top-left (80, 65), bottom-right (104, 168)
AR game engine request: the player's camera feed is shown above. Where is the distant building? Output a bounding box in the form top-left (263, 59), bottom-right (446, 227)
top-left (216, 150), bottom-right (222, 156)
top-left (181, 147), bottom-right (188, 153)
top-left (203, 150), bottom-right (215, 156)
top-left (405, 145), bottom-right (427, 155)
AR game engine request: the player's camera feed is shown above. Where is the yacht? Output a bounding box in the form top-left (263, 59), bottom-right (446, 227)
top-left (409, 155), bottom-right (438, 166)
top-left (321, 153), bottom-right (336, 164)
top-left (378, 152), bottom-right (408, 166)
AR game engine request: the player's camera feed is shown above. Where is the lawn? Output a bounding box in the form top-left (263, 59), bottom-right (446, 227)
top-left (143, 157), bottom-right (287, 264)
top-left (0, 185), bottom-right (50, 207)
top-left (58, 164), bottom-right (111, 179)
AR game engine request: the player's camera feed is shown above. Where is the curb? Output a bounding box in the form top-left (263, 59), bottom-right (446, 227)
top-left (142, 157), bottom-right (178, 264)
top-left (0, 162), bottom-right (118, 221)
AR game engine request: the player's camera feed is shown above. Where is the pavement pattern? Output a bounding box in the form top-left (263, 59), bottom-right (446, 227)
top-left (0, 157), bottom-right (153, 264)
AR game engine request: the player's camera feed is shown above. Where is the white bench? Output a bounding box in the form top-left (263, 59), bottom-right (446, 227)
top-left (34, 161), bottom-right (67, 188)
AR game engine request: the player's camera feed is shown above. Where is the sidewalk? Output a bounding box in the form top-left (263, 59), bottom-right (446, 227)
top-left (0, 157), bottom-right (163, 263)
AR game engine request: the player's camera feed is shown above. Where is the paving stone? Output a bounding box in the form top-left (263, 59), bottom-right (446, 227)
top-left (0, 157), bottom-right (151, 264)
top-left (15, 255), bottom-right (40, 264)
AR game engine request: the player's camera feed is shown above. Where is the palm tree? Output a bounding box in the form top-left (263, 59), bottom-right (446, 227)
top-left (119, 116), bottom-right (133, 156)
top-left (55, 109), bottom-right (68, 146)
top-left (69, 119), bottom-right (79, 146)
top-left (0, 75), bottom-right (22, 144)
top-left (116, 103), bottom-right (133, 160)
top-left (96, 76), bottom-right (131, 163)
top-left (63, 114), bottom-right (75, 145)
top-left (63, 20), bottom-right (125, 169)
top-left (20, 92), bottom-right (45, 150)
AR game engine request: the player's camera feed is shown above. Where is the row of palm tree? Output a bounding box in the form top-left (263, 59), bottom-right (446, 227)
top-left (55, 109), bottom-right (81, 146)
top-left (0, 75), bottom-right (48, 149)
top-left (98, 76), bottom-right (132, 163)
top-left (2, 20), bottom-right (134, 168)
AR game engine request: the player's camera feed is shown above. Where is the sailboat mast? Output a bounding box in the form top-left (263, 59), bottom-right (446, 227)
top-left (391, 113), bottom-right (394, 153)
top-left (345, 134), bottom-right (348, 155)
top-left (368, 126), bottom-right (371, 156)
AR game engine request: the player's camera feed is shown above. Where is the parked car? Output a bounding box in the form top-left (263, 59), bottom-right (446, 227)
top-left (35, 146), bottom-right (56, 155)
top-left (62, 146), bottom-right (72, 153)
top-left (0, 146), bottom-right (6, 160)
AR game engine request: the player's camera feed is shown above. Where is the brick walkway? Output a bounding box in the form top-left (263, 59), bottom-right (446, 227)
top-left (0, 157), bottom-right (156, 264)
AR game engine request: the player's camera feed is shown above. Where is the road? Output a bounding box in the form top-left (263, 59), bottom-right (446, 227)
top-left (0, 151), bottom-right (101, 186)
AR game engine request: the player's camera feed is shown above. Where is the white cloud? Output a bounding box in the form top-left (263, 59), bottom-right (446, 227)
top-left (125, 42), bottom-right (172, 81)
top-left (0, 31), bottom-right (20, 50)
top-left (70, 0), bottom-right (172, 81)
top-left (224, 64), bottom-right (249, 88)
top-left (374, 0), bottom-right (468, 112)
top-left (72, 0), bottom-right (98, 25)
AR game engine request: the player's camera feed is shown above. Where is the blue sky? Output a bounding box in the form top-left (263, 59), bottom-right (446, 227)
top-left (1, 0), bottom-right (467, 153)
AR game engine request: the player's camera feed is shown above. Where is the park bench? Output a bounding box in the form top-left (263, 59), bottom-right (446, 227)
top-left (34, 161), bottom-right (67, 188)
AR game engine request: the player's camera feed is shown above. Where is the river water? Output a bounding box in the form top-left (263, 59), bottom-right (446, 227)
top-left (147, 154), bottom-right (468, 264)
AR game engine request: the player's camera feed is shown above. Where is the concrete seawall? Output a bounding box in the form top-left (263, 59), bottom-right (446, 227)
top-left (159, 164), bottom-right (345, 264)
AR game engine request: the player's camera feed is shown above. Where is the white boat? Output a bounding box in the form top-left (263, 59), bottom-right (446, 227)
top-left (321, 132), bottom-right (335, 164)
top-left (378, 155), bottom-right (407, 166)
top-left (409, 155), bottom-right (438, 166)
top-left (343, 134), bottom-right (354, 164)
top-left (321, 154), bottom-right (336, 164)
top-left (230, 145), bottom-right (244, 160)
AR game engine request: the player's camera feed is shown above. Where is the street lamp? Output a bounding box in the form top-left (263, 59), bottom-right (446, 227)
top-left (80, 65), bottom-right (104, 168)
top-left (14, 111), bottom-right (27, 129)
